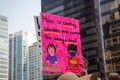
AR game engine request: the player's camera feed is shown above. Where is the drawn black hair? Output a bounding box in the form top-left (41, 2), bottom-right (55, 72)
top-left (67, 44), bottom-right (77, 51)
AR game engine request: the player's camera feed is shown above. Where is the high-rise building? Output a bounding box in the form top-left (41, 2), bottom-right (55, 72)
top-left (41, 0), bottom-right (105, 79)
top-left (9, 31), bottom-right (28, 80)
top-left (29, 42), bottom-right (41, 80)
top-left (0, 15), bottom-right (8, 80)
top-left (100, 0), bottom-right (120, 74)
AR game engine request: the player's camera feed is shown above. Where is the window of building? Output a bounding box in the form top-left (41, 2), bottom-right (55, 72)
top-left (107, 40), bottom-right (111, 43)
top-left (113, 38), bottom-right (117, 42)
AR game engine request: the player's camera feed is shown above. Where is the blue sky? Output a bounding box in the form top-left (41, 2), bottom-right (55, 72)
top-left (0, 0), bottom-right (41, 34)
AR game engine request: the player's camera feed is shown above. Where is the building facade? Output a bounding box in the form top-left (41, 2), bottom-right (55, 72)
top-left (100, 0), bottom-right (120, 74)
top-left (9, 31), bottom-right (28, 80)
top-left (0, 15), bottom-right (9, 80)
top-left (29, 42), bottom-right (41, 80)
top-left (41, 0), bottom-right (105, 79)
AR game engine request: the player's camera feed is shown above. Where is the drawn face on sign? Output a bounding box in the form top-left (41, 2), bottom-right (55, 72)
top-left (47, 44), bottom-right (56, 56)
top-left (67, 44), bottom-right (77, 57)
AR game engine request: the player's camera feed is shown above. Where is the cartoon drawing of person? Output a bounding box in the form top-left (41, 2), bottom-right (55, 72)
top-left (67, 44), bottom-right (78, 67)
top-left (46, 44), bottom-right (57, 64)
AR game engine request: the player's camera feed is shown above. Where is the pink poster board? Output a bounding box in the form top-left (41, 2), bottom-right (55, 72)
top-left (40, 12), bottom-right (83, 74)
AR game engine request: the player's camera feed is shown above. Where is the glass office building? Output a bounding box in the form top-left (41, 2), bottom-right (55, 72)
top-left (0, 15), bottom-right (8, 80)
top-left (9, 31), bottom-right (28, 80)
top-left (41, 0), bottom-right (105, 79)
top-left (100, 0), bottom-right (120, 74)
top-left (29, 42), bottom-right (41, 80)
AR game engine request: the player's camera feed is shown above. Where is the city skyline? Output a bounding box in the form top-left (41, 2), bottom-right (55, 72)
top-left (0, 0), bottom-right (41, 34)
top-left (1, 0), bottom-right (120, 80)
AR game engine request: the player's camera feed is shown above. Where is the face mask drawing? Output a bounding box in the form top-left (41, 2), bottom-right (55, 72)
top-left (67, 44), bottom-right (77, 57)
top-left (69, 52), bottom-right (76, 57)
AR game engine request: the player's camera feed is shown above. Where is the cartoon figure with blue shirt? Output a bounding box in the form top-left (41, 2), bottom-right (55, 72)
top-left (46, 44), bottom-right (57, 64)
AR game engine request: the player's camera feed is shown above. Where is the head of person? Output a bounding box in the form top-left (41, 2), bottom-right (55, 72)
top-left (47, 44), bottom-right (56, 56)
top-left (90, 73), bottom-right (98, 80)
top-left (67, 44), bottom-right (77, 57)
top-left (108, 73), bottom-right (120, 80)
top-left (57, 72), bottom-right (79, 80)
